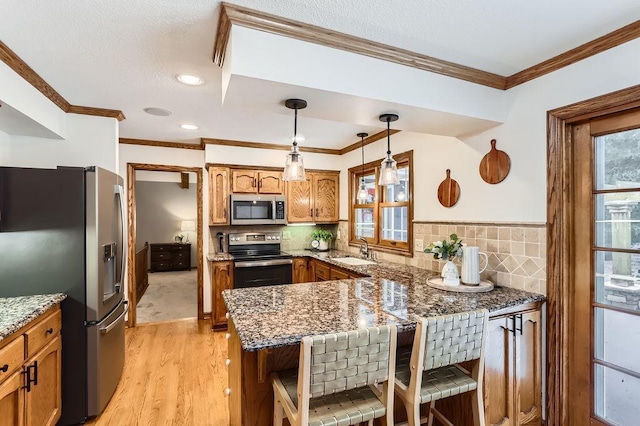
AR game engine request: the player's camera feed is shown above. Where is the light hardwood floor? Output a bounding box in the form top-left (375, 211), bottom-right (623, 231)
top-left (87, 318), bottom-right (229, 425)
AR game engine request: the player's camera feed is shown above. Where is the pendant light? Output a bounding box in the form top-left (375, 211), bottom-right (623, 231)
top-left (283, 99), bottom-right (307, 181)
top-left (378, 113), bottom-right (400, 186)
top-left (356, 132), bottom-right (369, 203)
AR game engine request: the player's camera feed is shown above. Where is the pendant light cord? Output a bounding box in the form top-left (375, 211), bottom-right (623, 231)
top-left (361, 135), bottom-right (365, 176)
top-left (293, 107), bottom-right (298, 148)
top-left (386, 118), bottom-right (391, 157)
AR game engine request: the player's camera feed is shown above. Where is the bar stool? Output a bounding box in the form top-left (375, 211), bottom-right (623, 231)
top-left (394, 310), bottom-right (489, 426)
top-left (271, 325), bottom-right (397, 426)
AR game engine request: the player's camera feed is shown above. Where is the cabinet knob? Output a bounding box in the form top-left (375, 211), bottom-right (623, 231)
top-left (225, 333), bottom-right (231, 339)
top-left (0, 364), bottom-right (8, 373)
top-left (225, 313), bottom-right (230, 319)
top-left (224, 388), bottom-right (231, 396)
top-left (45, 328), bottom-right (54, 335)
top-left (225, 359), bottom-right (231, 366)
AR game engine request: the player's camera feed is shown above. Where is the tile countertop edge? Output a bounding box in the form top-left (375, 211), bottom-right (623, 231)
top-left (0, 293), bottom-right (67, 342)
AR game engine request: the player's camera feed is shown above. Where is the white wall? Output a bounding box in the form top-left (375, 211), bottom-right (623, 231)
top-left (1, 113), bottom-right (119, 172)
top-left (341, 38), bottom-right (640, 224)
top-left (0, 60), bottom-right (67, 138)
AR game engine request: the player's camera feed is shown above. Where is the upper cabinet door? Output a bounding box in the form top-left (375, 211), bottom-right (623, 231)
top-left (258, 171), bottom-right (283, 194)
top-left (313, 173), bottom-right (339, 223)
top-left (231, 170), bottom-right (257, 193)
top-left (286, 177), bottom-right (314, 223)
top-left (209, 168), bottom-right (230, 225)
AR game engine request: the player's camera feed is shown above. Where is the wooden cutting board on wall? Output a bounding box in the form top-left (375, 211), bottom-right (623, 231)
top-left (437, 169), bottom-right (460, 207)
top-left (479, 139), bottom-right (511, 184)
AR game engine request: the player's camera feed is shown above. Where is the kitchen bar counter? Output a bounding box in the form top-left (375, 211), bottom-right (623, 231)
top-left (224, 251), bottom-right (546, 426)
top-left (0, 293), bottom-right (67, 341)
top-left (224, 250), bottom-right (545, 351)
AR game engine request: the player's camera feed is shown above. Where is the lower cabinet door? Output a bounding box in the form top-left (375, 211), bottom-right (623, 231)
top-left (25, 336), bottom-right (61, 426)
top-left (515, 311), bottom-right (542, 425)
top-left (0, 370), bottom-right (25, 426)
top-left (484, 316), bottom-right (516, 426)
top-left (292, 258), bottom-right (308, 283)
top-left (212, 261), bottom-right (233, 327)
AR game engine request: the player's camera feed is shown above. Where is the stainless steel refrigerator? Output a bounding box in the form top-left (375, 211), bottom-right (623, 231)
top-left (0, 166), bottom-right (127, 425)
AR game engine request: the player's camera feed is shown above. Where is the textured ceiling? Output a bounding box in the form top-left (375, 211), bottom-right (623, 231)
top-left (0, 1), bottom-right (639, 147)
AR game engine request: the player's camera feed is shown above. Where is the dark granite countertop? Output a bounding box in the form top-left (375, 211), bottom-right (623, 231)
top-left (0, 294), bottom-right (67, 342)
top-left (207, 252), bottom-right (234, 262)
top-left (224, 250), bottom-right (545, 352)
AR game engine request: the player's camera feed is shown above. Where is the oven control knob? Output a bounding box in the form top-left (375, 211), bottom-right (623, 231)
top-left (276, 236), bottom-right (280, 240)
top-left (266, 236), bottom-right (271, 240)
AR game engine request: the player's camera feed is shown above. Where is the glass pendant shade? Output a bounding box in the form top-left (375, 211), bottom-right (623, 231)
top-left (357, 183), bottom-right (368, 203)
top-left (378, 156), bottom-right (399, 185)
top-left (283, 146), bottom-right (305, 181)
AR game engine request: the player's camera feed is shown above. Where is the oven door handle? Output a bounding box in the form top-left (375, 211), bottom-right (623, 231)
top-left (234, 259), bottom-right (293, 268)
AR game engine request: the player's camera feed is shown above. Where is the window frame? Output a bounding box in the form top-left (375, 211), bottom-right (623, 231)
top-left (348, 150), bottom-right (413, 256)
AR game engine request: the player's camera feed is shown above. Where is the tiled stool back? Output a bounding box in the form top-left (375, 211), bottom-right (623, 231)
top-left (306, 326), bottom-right (392, 398)
top-left (422, 309), bottom-right (487, 371)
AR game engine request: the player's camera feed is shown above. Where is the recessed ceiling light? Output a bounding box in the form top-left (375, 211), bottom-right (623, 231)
top-left (180, 124), bottom-right (199, 130)
top-left (176, 74), bottom-right (203, 86)
top-left (143, 107), bottom-right (172, 116)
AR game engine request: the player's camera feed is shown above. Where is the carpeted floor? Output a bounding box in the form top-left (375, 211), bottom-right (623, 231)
top-left (136, 269), bottom-right (197, 324)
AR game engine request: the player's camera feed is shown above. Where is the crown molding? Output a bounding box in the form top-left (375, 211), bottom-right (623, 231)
top-left (506, 20), bottom-right (640, 88)
top-left (119, 138), bottom-right (204, 150)
top-left (214, 3), bottom-right (640, 91)
top-left (202, 137), bottom-right (342, 155)
top-left (69, 105), bottom-right (126, 121)
top-left (214, 3), bottom-right (507, 90)
top-left (338, 129), bottom-right (401, 155)
top-left (0, 40), bottom-right (126, 121)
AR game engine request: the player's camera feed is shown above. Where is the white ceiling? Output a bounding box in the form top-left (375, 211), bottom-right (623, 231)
top-left (0, 0), bottom-right (639, 148)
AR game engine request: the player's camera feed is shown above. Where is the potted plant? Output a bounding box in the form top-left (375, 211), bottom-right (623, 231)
top-left (425, 234), bottom-right (463, 285)
top-left (311, 229), bottom-right (334, 251)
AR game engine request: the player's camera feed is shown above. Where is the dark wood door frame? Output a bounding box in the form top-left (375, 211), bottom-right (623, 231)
top-left (126, 163), bottom-right (204, 327)
top-left (547, 84), bottom-right (640, 424)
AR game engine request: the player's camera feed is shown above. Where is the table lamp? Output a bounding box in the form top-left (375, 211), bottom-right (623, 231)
top-left (180, 220), bottom-right (196, 243)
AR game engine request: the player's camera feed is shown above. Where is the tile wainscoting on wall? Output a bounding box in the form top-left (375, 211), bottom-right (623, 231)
top-left (335, 220), bottom-right (547, 295)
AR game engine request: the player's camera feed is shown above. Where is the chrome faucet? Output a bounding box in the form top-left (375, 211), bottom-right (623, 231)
top-left (358, 237), bottom-right (369, 258)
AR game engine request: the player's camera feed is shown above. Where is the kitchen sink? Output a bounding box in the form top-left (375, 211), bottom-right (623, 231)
top-left (331, 257), bottom-right (377, 266)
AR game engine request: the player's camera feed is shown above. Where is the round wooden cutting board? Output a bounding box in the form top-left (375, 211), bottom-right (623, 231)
top-left (479, 139), bottom-right (511, 184)
top-left (437, 169), bottom-right (460, 207)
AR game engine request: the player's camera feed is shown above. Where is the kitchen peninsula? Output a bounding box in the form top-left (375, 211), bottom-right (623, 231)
top-left (223, 252), bottom-right (546, 425)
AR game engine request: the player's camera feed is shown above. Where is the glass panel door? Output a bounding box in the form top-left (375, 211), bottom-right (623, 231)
top-left (592, 128), bottom-right (640, 425)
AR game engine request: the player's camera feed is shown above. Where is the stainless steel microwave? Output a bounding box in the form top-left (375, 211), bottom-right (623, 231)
top-left (230, 194), bottom-right (287, 225)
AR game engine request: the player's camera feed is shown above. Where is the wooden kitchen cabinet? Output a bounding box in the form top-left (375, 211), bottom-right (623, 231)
top-left (484, 308), bottom-right (542, 426)
top-left (329, 268), bottom-right (349, 280)
top-left (292, 258), bottom-right (308, 283)
top-left (211, 261), bottom-right (234, 329)
top-left (286, 172), bottom-right (339, 223)
top-left (305, 258), bottom-right (366, 283)
top-left (313, 173), bottom-right (339, 223)
top-left (231, 170), bottom-right (257, 193)
top-left (231, 170), bottom-right (284, 194)
top-left (257, 171), bottom-right (283, 194)
top-left (0, 305), bottom-right (62, 426)
top-left (25, 337), bottom-right (61, 426)
top-left (209, 167), bottom-right (230, 225)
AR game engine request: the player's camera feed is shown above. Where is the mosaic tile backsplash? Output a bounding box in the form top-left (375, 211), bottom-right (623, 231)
top-left (335, 221), bottom-right (547, 295)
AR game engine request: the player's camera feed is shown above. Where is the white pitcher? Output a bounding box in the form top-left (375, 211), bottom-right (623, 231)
top-left (461, 246), bottom-right (488, 285)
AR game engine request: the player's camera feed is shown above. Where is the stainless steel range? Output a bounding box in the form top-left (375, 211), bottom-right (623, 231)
top-left (228, 232), bottom-right (293, 288)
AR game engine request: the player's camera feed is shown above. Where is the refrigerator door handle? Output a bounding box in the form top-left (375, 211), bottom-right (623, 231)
top-left (100, 300), bottom-right (128, 334)
top-left (115, 184), bottom-right (127, 292)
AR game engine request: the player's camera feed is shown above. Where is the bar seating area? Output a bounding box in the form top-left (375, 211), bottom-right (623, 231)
top-left (270, 309), bottom-right (488, 426)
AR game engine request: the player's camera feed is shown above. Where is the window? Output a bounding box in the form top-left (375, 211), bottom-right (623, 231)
top-left (349, 150), bottom-right (413, 255)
